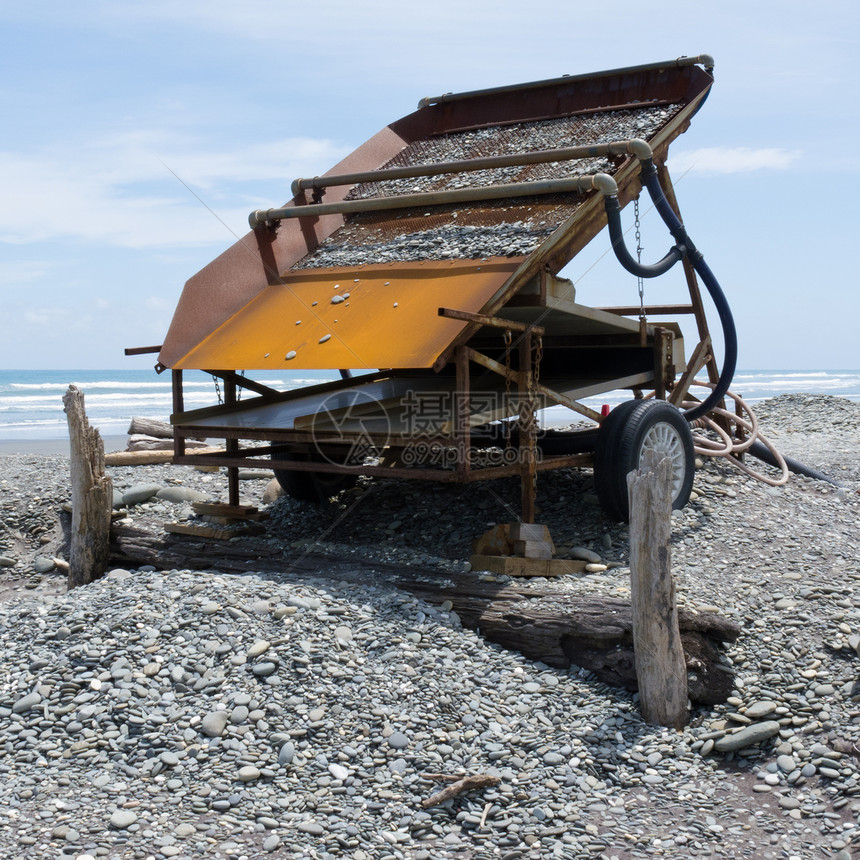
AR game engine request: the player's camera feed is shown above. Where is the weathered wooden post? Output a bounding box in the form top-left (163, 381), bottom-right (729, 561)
top-left (63, 385), bottom-right (113, 589)
top-left (627, 448), bottom-right (688, 728)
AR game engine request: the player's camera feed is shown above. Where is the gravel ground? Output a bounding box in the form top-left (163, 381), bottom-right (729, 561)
top-left (295, 105), bottom-right (680, 270)
top-left (0, 393), bottom-right (859, 859)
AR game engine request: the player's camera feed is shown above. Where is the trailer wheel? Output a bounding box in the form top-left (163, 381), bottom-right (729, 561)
top-left (271, 450), bottom-right (357, 503)
top-left (594, 400), bottom-right (694, 521)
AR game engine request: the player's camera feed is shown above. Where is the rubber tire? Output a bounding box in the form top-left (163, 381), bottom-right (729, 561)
top-left (271, 450), bottom-right (357, 503)
top-left (594, 400), bottom-right (695, 522)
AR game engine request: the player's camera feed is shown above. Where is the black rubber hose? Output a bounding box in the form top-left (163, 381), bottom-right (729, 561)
top-left (638, 160), bottom-right (738, 422)
top-left (747, 440), bottom-right (843, 487)
top-left (604, 195), bottom-right (685, 278)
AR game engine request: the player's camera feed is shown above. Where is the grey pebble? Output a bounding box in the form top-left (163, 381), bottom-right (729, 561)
top-left (109, 810), bottom-right (138, 829)
top-left (122, 483), bottom-right (163, 505)
top-left (201, 710), bottom-right (230, 738)
top-left (388, 732), bottom-right (409, 750)
top-left (156, 486), bottom-right (209, 503)
top-left (278, 742), bottom-right (295, 766)
top-left (12, 692), bottom-right (41, 714)
top-left (776, 754), bottom-right (795, 773)
top-left (744, 700), bottom-right (777, 719)
top-left (714, 721), bottom-right (781, 753)
top-left (252, 661), bottom-right (278, 677)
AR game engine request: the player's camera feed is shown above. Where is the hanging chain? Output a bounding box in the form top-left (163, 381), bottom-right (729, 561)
top-left (237, 370), bottom-right (245, 402)
top-left (212, 374), bottom-right (223, 405)
top-left (634, 195), bottom-right (645, 322)
top-left (532, 333), bottom-right (543, 442)
top-left (503, 329), bottom-right (512, 449)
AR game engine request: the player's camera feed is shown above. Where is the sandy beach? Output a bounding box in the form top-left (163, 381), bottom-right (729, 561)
top-left (0, 435), bottom-right (129, 458)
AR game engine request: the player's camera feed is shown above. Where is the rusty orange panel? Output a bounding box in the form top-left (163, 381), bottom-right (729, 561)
top-left (172, 258), bottom-right (523, 370)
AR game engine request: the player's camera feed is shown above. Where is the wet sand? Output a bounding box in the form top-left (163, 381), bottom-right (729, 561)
top-left (0, 436), bottom-right (128, 457)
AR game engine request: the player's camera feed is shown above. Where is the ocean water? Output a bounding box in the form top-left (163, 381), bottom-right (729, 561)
top-left (0, 369), bottom-right (341, 441)
top-left (1, 368), bottom-right (858, 441)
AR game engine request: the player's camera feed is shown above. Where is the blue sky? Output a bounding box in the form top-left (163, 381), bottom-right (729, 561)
top-left (1, 0), bottom-right (857, 370)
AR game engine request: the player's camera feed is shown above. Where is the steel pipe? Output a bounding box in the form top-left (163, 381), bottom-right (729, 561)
top-left (250, 175), bottom-right (602, 229)
top-left (291, 140), bottom-right (641, 197)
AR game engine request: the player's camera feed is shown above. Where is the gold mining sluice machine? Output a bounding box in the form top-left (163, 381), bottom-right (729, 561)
top-left (134, 55), bottom-right (753, 538)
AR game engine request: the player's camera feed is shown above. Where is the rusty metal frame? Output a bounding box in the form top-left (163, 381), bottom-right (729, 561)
top-left (172, 444), bottom-right (593, 482)
top-left (159, 60), bottom-right (719, 520)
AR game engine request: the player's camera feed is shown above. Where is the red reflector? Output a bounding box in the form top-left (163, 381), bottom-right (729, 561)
top-left (601, 404), bottom-right (611, 417)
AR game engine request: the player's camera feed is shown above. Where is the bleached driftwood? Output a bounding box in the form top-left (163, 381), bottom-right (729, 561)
top-left (627, 449), bottom-right (688, 728)
top-left (64, 385), bottom-right (112, 588)
top-left (127, 416), bottom-right (205, 439)
top-left (128, 435), bottom-right (210, 452)
top-left (420, 773), bottom-right (500, 809)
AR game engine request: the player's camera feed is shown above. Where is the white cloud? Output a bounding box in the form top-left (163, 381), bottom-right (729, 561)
top-left (669, 147), bottom-right (803, 176)
top-left (0, 135), bottom-right (352, 249)
top-left (0, 260), bottom-right (53, 286)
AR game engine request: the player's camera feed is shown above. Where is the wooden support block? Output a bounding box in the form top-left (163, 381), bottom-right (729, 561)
top-left (510, 522), bottom-right (554, 559)
top-left (472, 524), bottom-right (513, 557)
top-left (192, 502), bottom-right (258, 517)
top-left (164, 522), bottom-right (266, 539)
top-left (192, 502), bottom-right (269, 524)
top-left (470, 555), bottom-right (586, 578)
top-left (509, 522), bottom-right (552, 543)
top-left (475, 523), bottom-right (556, 559)
top-left (201, 513), bottom-right (270, 525)
top-left (512, 539), bottom-right (553, 560)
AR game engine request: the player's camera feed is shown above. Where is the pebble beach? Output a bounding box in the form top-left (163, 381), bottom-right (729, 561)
top-left (1, 393), bottom-right (859, 859)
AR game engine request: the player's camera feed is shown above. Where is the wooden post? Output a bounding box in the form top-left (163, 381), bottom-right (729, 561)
top-left (455, 346), bottom-right (471, 480)
top-left (224, 375), bottom-right (240, 507)
top-left (627, 448), bottom-right (688, 728)
top-left (172, 369), bottom-right (186, 458)
top-left (518, 333), bottom-right (536, 523)
top-left (63, 385), bottom-right (113, 589)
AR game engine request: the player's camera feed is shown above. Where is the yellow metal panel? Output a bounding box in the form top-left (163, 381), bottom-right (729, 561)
top-left (173, 259), bottom-right (523, 370)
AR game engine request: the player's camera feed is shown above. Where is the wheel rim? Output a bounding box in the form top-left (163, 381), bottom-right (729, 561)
top-left (640, 421), bottom-right (687, 498)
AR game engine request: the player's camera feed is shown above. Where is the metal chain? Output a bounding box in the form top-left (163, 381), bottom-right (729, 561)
top-left (237, 370), bottom-right (245, 402)
top-left (212, 374), bottom-right (223, 405)
top-left (532, 333), bottom-right (543, 440)
top-left (503, 329), bottom-right (512, 449)
top-left (634, 196), bottom-right (645, 321)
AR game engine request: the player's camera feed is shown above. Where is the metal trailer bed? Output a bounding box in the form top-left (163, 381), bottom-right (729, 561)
top-left (140, 55), bottom-right (726, 522)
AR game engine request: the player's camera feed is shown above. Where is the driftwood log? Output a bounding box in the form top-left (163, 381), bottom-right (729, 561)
top-left (128, 435), bottom-right (211, 452)
top-left (128, 417), bottom-right (175, 438)
top-left (105, 446), bottom-right (225, 466)
top-left (109, 525), bottom-right (740, 704)
top-left (421, 773), bottom-right (500, 809)
top-left (127, 417), bottom-right (206, 440)
top-left (410, 587), bottom-right (739, 705)
top-left (63, 385), bottom-right (112, 588)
